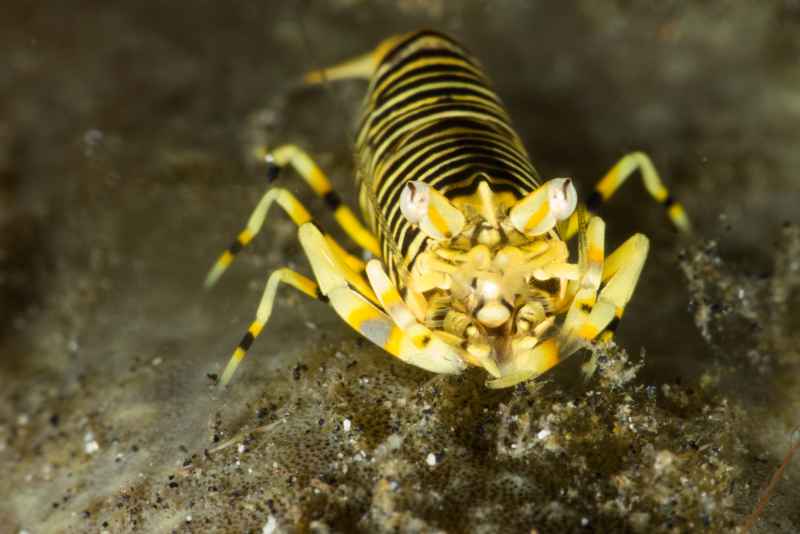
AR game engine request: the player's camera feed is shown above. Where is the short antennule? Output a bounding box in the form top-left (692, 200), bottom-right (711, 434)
top-left (400, 181), bottom-right (465, 240)
top-left (510, 178), bottom-right (577, 235)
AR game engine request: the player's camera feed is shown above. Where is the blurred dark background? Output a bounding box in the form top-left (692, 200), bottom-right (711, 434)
top-left (1, 1), bottom-right (798, 531)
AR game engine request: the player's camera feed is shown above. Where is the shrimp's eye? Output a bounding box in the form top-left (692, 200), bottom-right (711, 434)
top-left (400, 181), bottom-right (429, 224)
top-left (510, 177), bottom-right (578, 235)
top-left (547, 178), bottom-right (577, 221)
top-left (400, 181), bottom-right (465, 240)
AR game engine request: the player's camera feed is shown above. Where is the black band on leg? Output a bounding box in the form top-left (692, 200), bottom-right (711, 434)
top-left (323, 190), bottom-right (342, 210)
top-left (229, 239), bottom-right (244, 255)
top-left (266, 161), bottom-right (281, 182)
top-left (238, 331), bottom-right (255, 351)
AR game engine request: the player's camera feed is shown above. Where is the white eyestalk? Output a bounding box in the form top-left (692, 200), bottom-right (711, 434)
top-left (400, 181), bottom-right (465, 240)
top-left (510, 177), bottom-right (577, 236)
top-left (547, 178), bottom-right (577, 222)
top-left (400, 181), bottom-right (429, 224)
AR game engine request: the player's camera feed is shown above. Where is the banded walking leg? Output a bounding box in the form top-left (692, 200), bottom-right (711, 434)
top-left (219, 219), bottom-right (380, 386)
top-left (365, 258), bottom-right (483, 375)
top-left (562, 151), bottom-right (691, 239)
top-left (299, 223), bottom-right (466, 375)
top-left (255, 144), bottom-right (380, 256)
top-left (562, 216), bottom-right (607, 343)
top-left (567, 230), bottom-right (649, 346)
top-left (219, 268), bottom-right (322, 386)
top-left (559, 215), bottom-right (649, 380)
top-left (205, 187), bottom-right (364, 288)
top-left (594, 232), bottom-right (650, 342)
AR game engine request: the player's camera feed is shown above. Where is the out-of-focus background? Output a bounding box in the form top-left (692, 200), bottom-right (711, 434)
top-left (1, 2), bottom-right (798, 532)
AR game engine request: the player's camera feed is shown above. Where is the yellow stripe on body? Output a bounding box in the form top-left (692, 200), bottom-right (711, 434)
top-left (372, 57), bottom-right (484, 97)
top-left (370, 82), bottom-right (501, 122)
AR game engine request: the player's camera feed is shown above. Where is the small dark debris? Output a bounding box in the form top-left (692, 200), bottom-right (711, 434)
top-left (292, 363), bottom-right (308, 380)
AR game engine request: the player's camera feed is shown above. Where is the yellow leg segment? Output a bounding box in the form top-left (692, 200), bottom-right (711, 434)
top-left (255, 144), bottom-right (380, 257)
top-left (562, 151), bottom-right (691, 240)
top-left (303, 32), bottom-right (412, 84)
top-left (366, 258), bottom-right (487, 374)
top-left (596, 232), bottom-right (650, 330)
top-left (566, 232), bottom-right (650, 350)
top-left (204, 187), bottom-right (364, 288)
top-left (593, 151), bottom-right (690, 231)
top-left (218, 222), bottom-right (381, 387)
top-left (219, 268), bottom-right (321, 387)
top-left (562, 216), bottom-right (606, 343)
top-left (485, 216), bottom-right (609, 389)
top-left (300, 223), bottom-right (467, 375)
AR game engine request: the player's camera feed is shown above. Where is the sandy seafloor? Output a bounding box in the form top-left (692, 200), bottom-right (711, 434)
top-left (1, 2), bottom-right (799, 532)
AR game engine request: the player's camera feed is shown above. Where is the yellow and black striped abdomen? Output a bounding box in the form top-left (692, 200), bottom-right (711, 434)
top-left (355, 30), bottom-right (541, 285)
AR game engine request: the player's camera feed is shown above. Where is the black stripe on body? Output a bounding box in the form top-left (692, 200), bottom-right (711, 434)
top-left (384, 156), bottom-right (532, 242)
top-left (379, 141), bottom-right (537, 209)
top-left (372, 49), bottom-right (481, 95)
top-left (370, 85), bottom-right (504, 128)
top-left (375, 130), bottom-right (537, 205)
top-left (375, 67), bottom-right (487, 105)
top-left (364, 100), bottom-right (513, 157)
top-left (377, 31), bottom-right (476, 77)
top-left (355, 31), bottom-right (540, 285)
